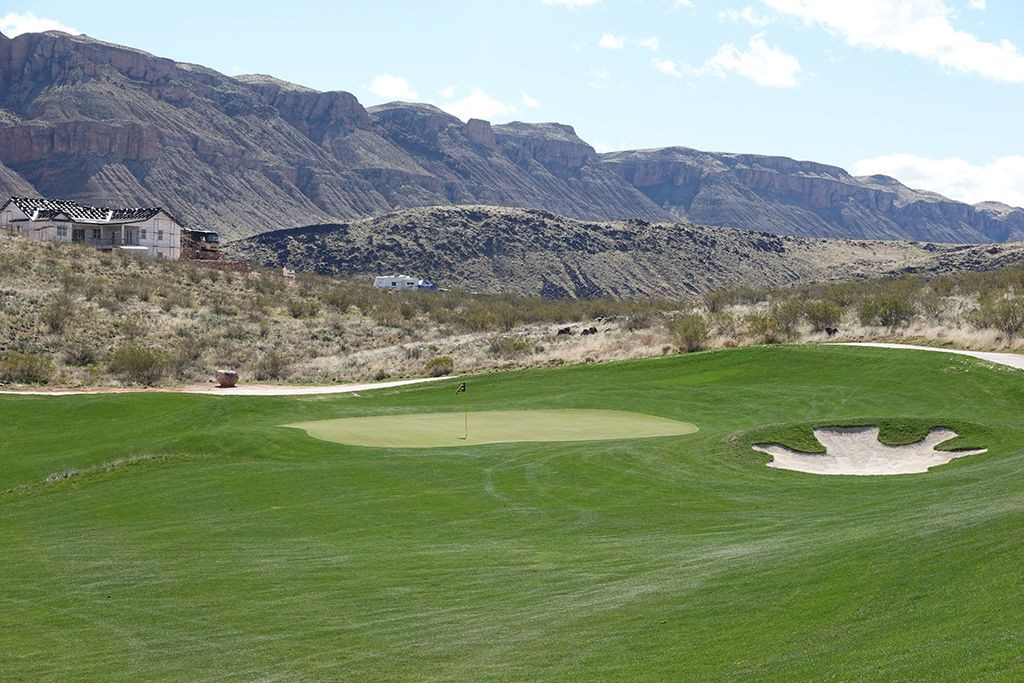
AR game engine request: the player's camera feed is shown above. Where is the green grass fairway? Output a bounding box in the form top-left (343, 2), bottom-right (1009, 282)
top-left (3, 345), bottom-right (1024, 680)
top-left (287, 409), bottom-right (698, 448)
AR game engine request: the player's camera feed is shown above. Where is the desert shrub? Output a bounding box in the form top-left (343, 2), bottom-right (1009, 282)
top-left (374, 299), bottom-right (406, 328)
top-left (702, 290), bottom-right (730, 313)
top-left (745, 314), bottom-right (787, 344)
top-left (916, 289), bottom-right (946, 319)
top-left (425, 355), bottom-right (454, 376)
top-left (820, 282), bottom-right (860, 307)
top-left (458, 305), bottom-right (497, 332)
top-left (108, 344), bottom-right (169, 385)
top-left (287, 298), bottom-right (319, 319)
top-left (42, 293), bottom-right (76, 333)
top-left (399, 300), bottom-right (417, 321)
top-left (253, 350), bottom-right (290, 380)
top-left (708, 311), bottom-right (739, 337)
top-left (768, 299), bottom-right (805, 338)
top-left (803, 300), bottom-right (843, 332)
top-left (169, 332), bottom-right (206, 379)
top-left (59, 270), bottom-right (84, 295)
top-left (488, 335), bottom-right (535, 358)
top-left (670, 313), bottom-right (709, 352)
top-left (972, 295), bottom-right (1024, 339)
top-left (0, 351), bottom-right (55, 384)
top-left (859, 295), bottom-right (916, 328)
top-left (625, 312), bottom-right (654, 331)
top-left (62, 341), bottom-right (100, 367)
top-left (210, 294), bottom-right (238, 317)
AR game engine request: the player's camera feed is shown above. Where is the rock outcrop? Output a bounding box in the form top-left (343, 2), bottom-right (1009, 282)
top-left (230, 205), bottom-right (1024, 298)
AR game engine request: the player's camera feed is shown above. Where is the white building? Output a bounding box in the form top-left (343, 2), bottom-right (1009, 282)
top-left (0, 196), bottom-right (184, 259)
top-left (373, 275), bottom-right (439, 291)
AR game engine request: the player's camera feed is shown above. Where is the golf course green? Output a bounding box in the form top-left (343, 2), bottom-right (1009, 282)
top-left (287, 409), bottom-right (698, 448)
top-left (2, 345), bottom-right (1023, 680)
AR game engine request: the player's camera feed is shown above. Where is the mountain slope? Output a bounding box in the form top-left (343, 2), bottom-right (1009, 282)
top-left (1, 30), bottom-right (1022, 243)
top-left (0, 31), bottom-right (667, 238)
top-left (600, 147), bottom-right (1024, 243)
top-left (230, 205), bottom-right (1024, 298)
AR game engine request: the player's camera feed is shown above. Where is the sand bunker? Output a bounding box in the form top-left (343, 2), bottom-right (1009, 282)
top-left (286, 409), bottom-right (697, 448)
top-left (753, 426), bottom-right (986, 475)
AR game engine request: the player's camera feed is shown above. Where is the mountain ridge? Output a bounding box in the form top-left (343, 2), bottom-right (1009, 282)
top-left (1, 29), bottom-right (1022, 243)
top-left (230, 204), bottom-right (1024, 298)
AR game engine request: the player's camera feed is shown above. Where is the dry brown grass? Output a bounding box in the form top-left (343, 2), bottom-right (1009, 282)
top-left (2, 234), bottom-right (1022, 388)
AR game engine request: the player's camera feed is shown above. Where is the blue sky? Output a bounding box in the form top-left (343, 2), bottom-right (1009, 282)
top-left (3, 0), bottom-right (1024, 206)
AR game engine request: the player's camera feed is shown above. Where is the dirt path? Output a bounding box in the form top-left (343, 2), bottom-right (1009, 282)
top-left (0, 376), bottom-right (451, 397)
top-left (838, 342), bottom-right (1024, 371)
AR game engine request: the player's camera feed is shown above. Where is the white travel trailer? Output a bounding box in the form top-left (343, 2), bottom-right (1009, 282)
top-left (374, 274), bottom-right (421, 291)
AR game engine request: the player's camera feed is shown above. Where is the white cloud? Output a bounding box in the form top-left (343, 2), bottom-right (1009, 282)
top-left (598, 33), bottom-right (626, 49)
top-left (593, 141), bottom-right (616, 153)
top-left (673, 0), bottom-right (694, 7)
top-left (652, 58), bottom-right (684, 77)
top-left (442, 89), bottom-right (514, 122)
top-left (706, 32), bottom-right (801, 86)
top-left (637, 37), bottom-right (660, 51)
top-left (761, 0), bottom-right (1024, 83)
top-left (439, 84), bottom-right (455, 98)
top-left (541, 0), bottom-right (600, 6)
top-left (368, 74), bottom-right (418, 100)
top-left (967, 0), bottom-right (986, 8)
top-left (0, 11), bottom-right (79, 37)
top-left (720, 6), bottom-right (772, 25)
top-left (852, 154), bottom-right (1024, 207)
top-left (521, 91), bottom-right (541, 107)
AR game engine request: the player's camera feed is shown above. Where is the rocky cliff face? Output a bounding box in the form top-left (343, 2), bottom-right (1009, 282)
top-left (600, 148), bottom-right (1024, 243)
top-left (0, 31), bottom-right (667, 237)
top-left (1, 30), bottom-right (1022, 244)
top-left (231, 205), bottom-right (1024, 298)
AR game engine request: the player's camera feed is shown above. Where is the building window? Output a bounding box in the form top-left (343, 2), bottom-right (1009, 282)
top-left (91, 228), bottom-right (101, 240)
top-left (157, 229), bottom-right (164, 242)
top-left (56, 225), bottom-right (68, 237)
top-left (140, 228), bottom-right (148, 240)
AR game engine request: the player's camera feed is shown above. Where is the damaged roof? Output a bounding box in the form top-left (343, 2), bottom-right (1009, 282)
top-left (3, 197), bottom-right (178, 225)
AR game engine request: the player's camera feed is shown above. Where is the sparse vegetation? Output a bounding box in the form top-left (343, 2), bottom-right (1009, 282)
top-left (253, 350), bottom-right (290, 381)
top-left (108, 344), bottom-right (169, 386)
top-left (3, 235), bottom-right (1024, 388)
top-left (425, 355), bottom-right (455, 377)
top-left (0, 351), bottom-right (55, 384)
top-left (670, 313), bottom-right (709, 352)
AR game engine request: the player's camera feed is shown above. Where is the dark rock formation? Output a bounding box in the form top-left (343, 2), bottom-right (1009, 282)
top-left (230, 205), bottom-right (1024, 298)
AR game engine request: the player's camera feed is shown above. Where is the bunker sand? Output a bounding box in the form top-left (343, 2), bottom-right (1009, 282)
top-left (286, 409), bottom-right (698, 448)
top-left (753, 426), bottom-right (987, 476)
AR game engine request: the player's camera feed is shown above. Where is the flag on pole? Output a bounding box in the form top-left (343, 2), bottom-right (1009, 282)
top-left (456, 382), bottom-right (466, 393)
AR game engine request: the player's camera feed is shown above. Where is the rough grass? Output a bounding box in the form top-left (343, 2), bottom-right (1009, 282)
top-left (2, 345), bottom-right (1024, 679)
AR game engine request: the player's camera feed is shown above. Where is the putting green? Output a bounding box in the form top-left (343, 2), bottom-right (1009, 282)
top-left (285, 409), bottom-right (698, 448)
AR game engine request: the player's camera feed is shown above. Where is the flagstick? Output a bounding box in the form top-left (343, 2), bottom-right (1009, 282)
top-left (456, 381), bottom-right (468, 440)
